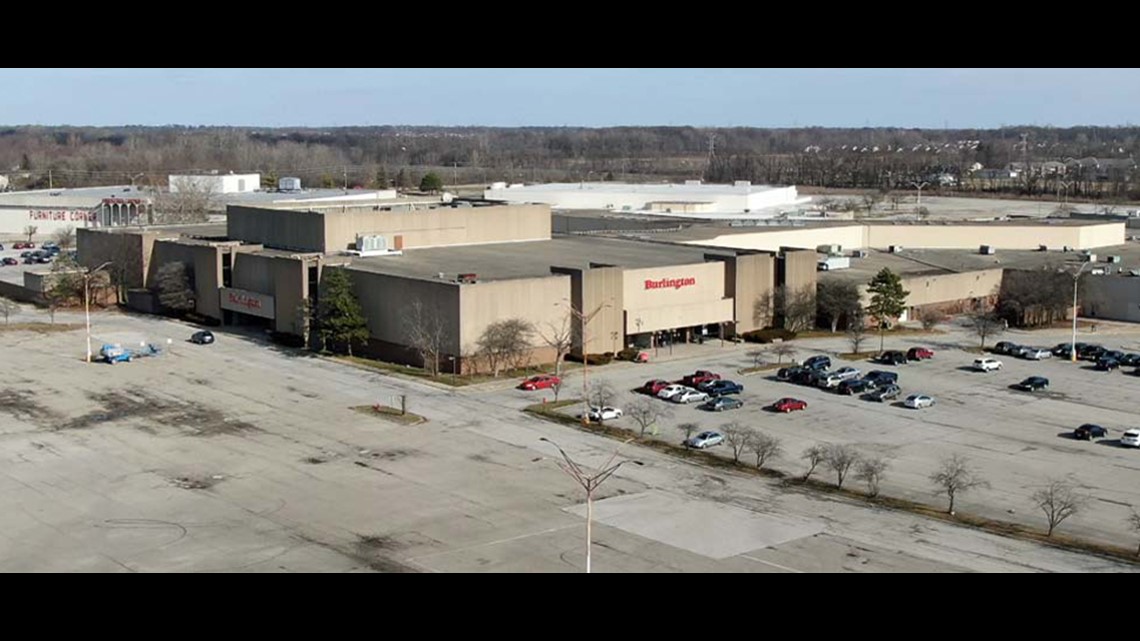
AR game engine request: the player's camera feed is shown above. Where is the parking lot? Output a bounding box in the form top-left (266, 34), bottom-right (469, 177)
top-left (0, 239), bottom-right (51, 284)
top-left (0, 304), bottom-right (1136, 572)
top-left (545, 325), bottom-right (1140, 549)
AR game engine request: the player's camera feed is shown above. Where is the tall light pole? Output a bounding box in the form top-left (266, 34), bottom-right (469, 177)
top-left (557, 298), bottom-right (611, 425)
top-left (539, 437), bottom-right (642, 574)
top-left (909, 181), bottom-right (929, 209)
top-left (84, 261), bottom-right (113, 363)
top-left (1069, 260), bottom-right (1094, 362)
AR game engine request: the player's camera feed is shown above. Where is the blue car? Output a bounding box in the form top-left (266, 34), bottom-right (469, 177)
top-left (699, 379), bottom-right (744, 396)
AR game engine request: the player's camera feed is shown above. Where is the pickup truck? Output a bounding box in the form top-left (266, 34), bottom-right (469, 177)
top-left (682, 370), bottom-right (721, 387)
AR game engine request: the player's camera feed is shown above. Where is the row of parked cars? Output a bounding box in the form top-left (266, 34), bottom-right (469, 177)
top-left (991, 340), bottom-right (1140, 372)
top-left (774, 352), bottom-right (933, 407)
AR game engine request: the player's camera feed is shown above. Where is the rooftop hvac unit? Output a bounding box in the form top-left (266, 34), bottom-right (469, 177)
top-left (980, 245), bottom-right (995, 255)
top-left (279, 176), bottom-right (302, 191)
top-left (457, 273), bottom-right (478, 284)
top-left (851, 250), bottom-right (868, 258)
top-left (889, 245), bottom-right (904, 253)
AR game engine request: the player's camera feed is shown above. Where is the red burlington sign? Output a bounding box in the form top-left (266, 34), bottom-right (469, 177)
top-left (644, 277), bottom-right (697, 290)
top-left (227, 291), bottom-right (263, 311)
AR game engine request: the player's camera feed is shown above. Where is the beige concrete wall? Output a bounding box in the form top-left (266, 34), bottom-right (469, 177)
top-left (581, 267), bottom-right (625, 354)
top-left (622, 261), bottom-right (732, 333)
top-left (458, 275), bottom-right (571, 356)
top-left (864, 223), bottom-right (1125, 250)
top-left (323, 204), bottom-right (551, 253)
top-left (781, 249), bottom-right (818, 297)
top-left (731, 253), bottom-right (776, 332)
top-left (227, 206), bottom-right (326, 252)
top-left (77, 228), bottom-right (159, 290)
top-left (151, 240), bottom-right (223, 320)
top-left (848, 268), bottom-right (1005, 311)
top-left (231, 252), bottom-right (310, 332)
top-left (347, 268), bottom-right (462, 356)
top-left (685, 226), bottom-right (865, 253)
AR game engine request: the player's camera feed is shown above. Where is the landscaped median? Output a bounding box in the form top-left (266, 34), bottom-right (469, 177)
top-left (523, 399), bottom-right (1140, 566)
top-left (351, 404), bottom-right (427, 426)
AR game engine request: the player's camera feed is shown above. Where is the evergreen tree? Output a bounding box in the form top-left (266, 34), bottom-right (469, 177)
top-left (866, 268), bottom-right (910, 352)
top-left (419, 172), bottom-right (443, 193)
top-left (316, 269), bottom-right (370, 357)
top-left (375, 166), bottom-right (390, 189)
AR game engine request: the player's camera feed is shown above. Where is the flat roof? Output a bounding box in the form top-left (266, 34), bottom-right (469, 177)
top-left (0, 185), bottom-right (148, 207)
top-left (489, 181), bottom-right (790, 196)
top-left (84, 222), bottom-right (228, 237)
top-left (347, 236), bottom-right (731, 282)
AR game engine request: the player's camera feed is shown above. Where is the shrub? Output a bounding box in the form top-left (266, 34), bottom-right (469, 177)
top-left (565, 352), bottom-right (614, 365)
top-left (741, 328), bottom-right (798, 344)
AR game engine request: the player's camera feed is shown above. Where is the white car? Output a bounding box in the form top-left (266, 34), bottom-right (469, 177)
top-left (673, 389), bottom-right (709, 404)
top-left (904, 394), bottom-right (935, 409)
top-left (685, 431), bottom-right (725, 449)
top-left (974, 357), bottom-right (1003, 372)
top-left (582, 406), bottom-right (623, 422)
top-left (1122, 429), bottom-right (1140, 448)
top-left (657, 384), bottom-right (687, 400)
top-left (1025, 348), bottom-right (1053, 360)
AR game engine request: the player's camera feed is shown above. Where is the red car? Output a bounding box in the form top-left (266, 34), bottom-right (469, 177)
top-left (519, 375), bottom-right (561, 391)
top-left (771, 397), bottom-right (808, 413)
top-left (643, 379), bottom-right (671, 395)
top-left (682, 370), bottom-right (721, 387)
top-left (13, 242), bottom-right (32, 250)
top-left (907, 347), bottom-right (934, 361)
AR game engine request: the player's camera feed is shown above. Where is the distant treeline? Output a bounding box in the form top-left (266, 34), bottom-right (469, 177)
top-left (1, 125), bottom-right (1137, 200)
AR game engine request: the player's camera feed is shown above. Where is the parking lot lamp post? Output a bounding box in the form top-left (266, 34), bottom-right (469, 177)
top-left (84, 261), bottom-right (112, 364)
top-left (539, 437), bottom-right (642, 574)
top-left (1070, 260), bottom-right (1093, 362)
top-left (558, 299), bottom-right (611, 426)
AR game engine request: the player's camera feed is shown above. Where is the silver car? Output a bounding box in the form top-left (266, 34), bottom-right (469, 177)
top-left (673, 389), bottom-right (709, 404)
top-left (685, 431), bottom-right (725, 449)
top-left (1024, 348), bottom-right (1052, 360)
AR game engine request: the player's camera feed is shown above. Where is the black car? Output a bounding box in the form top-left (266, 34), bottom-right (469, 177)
top-left (802, 355), bottom-right (831, 371)
top-left (1016, 376), bottom-right (1049, 391)
top-left (877, 350), bottom-right (907, 365)
top-left (1103, 350), bottom-right (1126, 362)
top-left (1073, 424), bottom-right (1108, 440)
top-left (792, 369), bottom-right (825, 386)
top-left (0, 257), bottom-right (17, 266)
top-left (1078, 345), bottom-right (1106, 361)
top-left (777, 366), bottom-right (805, 381)
top-left (992, 341), bottom-right (1017, 355)
top-left (1096, 357), bottom-right (1120, 371)
top-left (700, 380), bottom-right (744, 396)
top-left (836, 378), bottom-right (872, 395)
top-left (867, 384), bottom-right (901, 402)
top-left (864, 370), bottom-right (899, 386)
top-left (1121, 353), bottom-right (1140, 367)
top-left (190, 330), bottom-right (215, 345)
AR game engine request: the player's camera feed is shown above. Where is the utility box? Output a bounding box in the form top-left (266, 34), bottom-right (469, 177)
top-left (980, 245), bottom-right (996, 255)
top-left (851, 250), bottom-right (868, 258)
top-left (816, 244), bottom-right (843, 256)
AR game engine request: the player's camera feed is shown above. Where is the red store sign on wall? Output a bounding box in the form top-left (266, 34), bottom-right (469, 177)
top-left (220, 287), bottom-right (276, 320)
top-left (644, 277), bottom-right (697, 290)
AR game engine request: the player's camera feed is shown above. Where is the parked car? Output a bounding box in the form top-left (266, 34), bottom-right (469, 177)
top-left (699, 379), bottom-right (744, 396)
top-left (0, 257), bottom-right (17, 266)
top-left (19, 251), bottom-right (31, 258)
top-left (837, 378), bottom-right (873, 395)
top-left (1024, 348), bottom-right (1053, 360)
top-left (1073, 424), bottom-right (1108, 440)
top-left (1121, 353), bottom-right (1140, 367)
top-left (792, 369), bottom-right (825, 386)
top-left (973, 357), bottom-right (1003, 372)
top-left (1121, 429), bottom-right (1140, 448)
top-left (519, 375), bottom-right (561, 391)
top-left (685, 431), bottom-right (725, 449)
top-left (1015, 376), bottom-right (1050, 392)
top-left (903, 394), bottom-right (935, 409)
top-left (642, 379), bottom-right (672, 395)
top-left (771, 397), bottom-right (808, 413)
top-left (819, 367), bottom-right (859, 389)
top-left (13, 242), bottom-right (34, 250)
top-left (907, 347), bottom-right (934, 361)
top-left (992, 341), bottom-right (1018, 355)
top-left (583, 406), bottom-right (623, 422)
top-left (35, 255), bottom-right (51, 264)
top-left (682, 370), bottom-right (721, 387)
top-left (702, 396), bottom-right (744, 412)
top-left (776, 365), bottom-right (805, 381)
top-left (1103, 350), bottom-right (1126, 362)
top-left (40, 242), bottom-right (57, 250)
top-left (23, 256), bottom-right (37, 264)
top-left (868, 384), bottom-right (902, 402)
top-left (190, 330), bottom-right (215, 345)
top-left (657, 384), bottom-right (688, 400)
top-left (672, 388), bottom-right (709, 404)
top-left (877, 350), bottom-right (907, 365)
top-left (1052, 343), bottom-right (1078, 358)
top-left (1096, 357), bottom-right (1121, 371)
top-left (802, 355), bottom-right (831, 371)
top-left (864, 370), bottom-right (899, 387)
top-left (0, 242), bottom-right (4, 250)
top-left (1078, 345), bottom-right (1106, 361)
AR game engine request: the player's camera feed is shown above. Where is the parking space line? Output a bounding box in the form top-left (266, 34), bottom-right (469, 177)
top-left (740, 553), bottom-right (804, 573)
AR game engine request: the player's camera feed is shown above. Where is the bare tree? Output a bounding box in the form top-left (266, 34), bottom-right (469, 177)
top-left (23, 225), bottom-right (37, 243)
top-left (676, 422), bottom-right (700, 446)
top-left (846, 308), bottom-right (869, 353)
top-left (0, 298), bottom-right (17, 325)
top-left (154, 262), bottom-right (196, 314)
top-left (816, 280), bottom-right (862, 333)
top-left (802, 444), bottom-right (826, 481)
top-left (1128, 509), bottom-right (1140, 556)
top-left (856, 456), bottom-right (889, 497)
top-left (721, 422), bottom-right (751, 464)
top-left (918, 308), bottom-right (945, 331)
top-left (404, 300), bottom-right (447, 376)
top-left (746, 432), bottom-right (783, 470)
top-left (551, 378), bottom-right (563, 402)
top-left (152, 178), bottom-right (215, 224)
top-left (477, 318), bottom-right (535, 377)
top-left (53, 225), bottom-right (75, 251)
top-left (967, 302), bottom-right (1004, 350)
top-left (538, 314), bottom-right (573, 377)
top-left (772, 343), bottom-right (797, 364)
top-left (776, 284), bottom-right (818, 332)
top-left (1032, 478), bottom-right (1086, 537)
top-left (586, 381), bottom-right (616, 411)
top-left (929, 454), bottom-right (989, 514)
top-left (746, 348), bottom-right (767, 367)
top-left (626, 396), bottom-right (670, 437)
top-left (824, 444), bottom-right (860, 489)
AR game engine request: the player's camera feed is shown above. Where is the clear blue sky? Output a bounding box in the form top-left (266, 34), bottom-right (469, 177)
top-left (3, 68), bottom-right (1138, 129)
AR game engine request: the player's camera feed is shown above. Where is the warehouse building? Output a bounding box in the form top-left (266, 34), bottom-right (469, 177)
top-left (0, 185), bottom-right (153, 235)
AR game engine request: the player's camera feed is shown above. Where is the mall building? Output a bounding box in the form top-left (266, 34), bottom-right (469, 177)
top-left (78, 201), bottom-right (814, 372)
